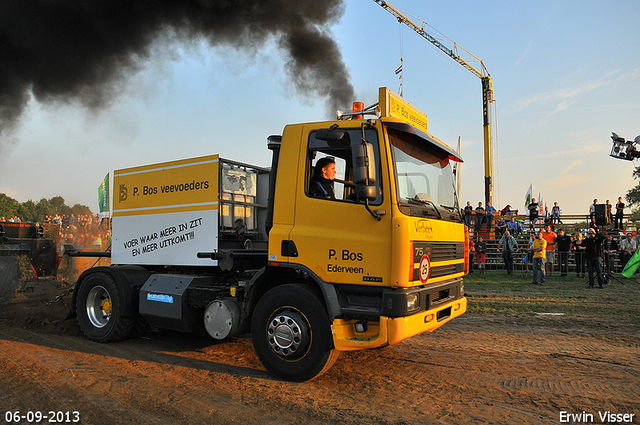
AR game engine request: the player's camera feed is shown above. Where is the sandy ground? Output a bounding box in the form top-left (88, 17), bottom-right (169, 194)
top-left (0, 296), bottom-right (638, 425)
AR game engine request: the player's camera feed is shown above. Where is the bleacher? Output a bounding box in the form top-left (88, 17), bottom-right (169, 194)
top-left (468, 213), bottom-right (634, 274)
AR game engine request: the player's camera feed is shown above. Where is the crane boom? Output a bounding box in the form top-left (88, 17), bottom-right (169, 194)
top-left (374, 0), bottom-right (495, 208)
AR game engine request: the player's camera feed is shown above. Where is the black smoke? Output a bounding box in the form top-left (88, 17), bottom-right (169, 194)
top-left (0, 0), bottom-right (355, 141)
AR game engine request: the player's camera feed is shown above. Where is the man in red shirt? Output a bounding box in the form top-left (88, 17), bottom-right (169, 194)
top-left (541, 225), bottom-right (557, 276)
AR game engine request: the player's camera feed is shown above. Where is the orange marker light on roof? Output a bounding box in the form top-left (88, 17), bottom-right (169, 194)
top-left (352, 101), bottom-right (364, 119)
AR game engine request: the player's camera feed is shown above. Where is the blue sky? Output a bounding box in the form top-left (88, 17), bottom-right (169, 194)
top-left (1, 0), bottom-right (639, 216)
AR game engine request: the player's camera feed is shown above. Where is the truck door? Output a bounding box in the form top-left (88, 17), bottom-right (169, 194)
top-left (289, 125), bottom-right (392, 287)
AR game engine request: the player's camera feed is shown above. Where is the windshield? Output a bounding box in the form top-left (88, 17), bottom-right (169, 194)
top-left (388, 128), bottom-right (459, 211)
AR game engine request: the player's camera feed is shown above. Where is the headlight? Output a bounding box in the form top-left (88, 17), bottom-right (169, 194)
top-left (406, 293), bottom-right (420, 312)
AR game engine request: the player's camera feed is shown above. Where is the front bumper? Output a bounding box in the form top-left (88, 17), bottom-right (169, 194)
top-left (331, 296), bottom-right (467, 351)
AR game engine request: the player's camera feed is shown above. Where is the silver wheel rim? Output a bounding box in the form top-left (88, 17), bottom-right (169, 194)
top-left (86, 285), bottom-right (111, 328)
top-left (267, 309), bottom-right (310, 357)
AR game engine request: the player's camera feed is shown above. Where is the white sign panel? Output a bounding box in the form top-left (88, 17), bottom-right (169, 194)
top-left (112, 210), bottom-right (218, 266)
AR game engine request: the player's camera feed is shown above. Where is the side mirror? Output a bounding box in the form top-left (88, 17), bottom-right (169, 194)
top-left (356, 184), bottom-right (377, 200)
top-left (353, 142), bottom-right (376, 184)
top-left (353, 142), bottom-right (377, 202)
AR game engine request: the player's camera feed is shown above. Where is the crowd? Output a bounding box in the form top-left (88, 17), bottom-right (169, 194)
top-left (465, 196), bottom-right (633, 290)
top-left (463, 200), bottom-right (528, 237)
top-left (464, 196), bottom-right (628, 237)
top-left (1, 216), bottom-right (23, 222)
top-left (43, 214), bottom-right (112, 251)
top-left (2, 213), bottom-right (112, 252)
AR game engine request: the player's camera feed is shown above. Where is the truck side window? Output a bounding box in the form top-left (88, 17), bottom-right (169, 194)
top-left (306, 128), bottom-right (382, 205)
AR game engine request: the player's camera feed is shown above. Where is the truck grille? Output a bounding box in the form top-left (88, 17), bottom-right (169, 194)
top-left (412, 241), bottom-right (464, 282)
top-left (413, 241), bottom-right (463, 263)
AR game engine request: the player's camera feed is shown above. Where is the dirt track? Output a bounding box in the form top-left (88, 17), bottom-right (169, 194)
top-left (1, 298), bottom-right (638, 425)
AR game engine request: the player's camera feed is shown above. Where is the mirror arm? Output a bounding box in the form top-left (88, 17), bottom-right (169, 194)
top-left (358, 120), bottom-right (382, 220)
top-left (364, 199), bottom-right (382, 221)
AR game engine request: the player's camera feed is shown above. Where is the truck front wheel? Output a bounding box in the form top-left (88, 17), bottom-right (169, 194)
top-left (251, 284), bottom-right (339, 381)
top-left (76, 272), bottom-right (136, 342)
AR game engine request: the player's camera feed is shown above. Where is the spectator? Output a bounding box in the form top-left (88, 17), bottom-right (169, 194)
top-left (498, 230), bottom-right (518, 275)
top-left (543, 206), bottom-right (551, 226)
top-left (614, 197), bottom-right (625, 230)
top-left (524, 231), bottom-right (536, 274)
top-left (603, 234), bottom-right (618, 279)
top-left (528, 198), bottom-right (539, 230)
top-left (556, 229), bottom-right (572, 277)
top-left (495, 216), bottom-right (507, 237)
top-left (620, 232), bottom-right (637, 269)
top-left (541, 225), bottom-right (557, 276)
top-left (530, 231), bottom-right (547, 285)
top-left (583, 228), bottom-right (605, 289)
top-left (589, 199), bottom-right (598, 222)
top-left (104, 229), bottom-right (112, 249)
top-left (551, 202), bottom-right (562, 224)
top-left (476, 236), bottom-right (487, 274)
top-left (516, 219), bottom-right (524, 235)
top-left (506, 217), bottom-right (519, 235)
top-left (501, 204), bottom-right (512, 216)
top-left (65, 232), bottom-right (75, 244)
top-left (474, 202), bottom-right (485, 234)
top-left (463, 201), bottom-right (473, 228)
top-left (605, 200), bottom-right (613, 226)
top-left (572, 232), bottom-right (586, 278)
top-left (485, 201), bottom-right (496, 233)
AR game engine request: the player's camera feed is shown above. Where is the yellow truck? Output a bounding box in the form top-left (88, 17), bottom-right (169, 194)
top-left (70, 87), bottom-right (468, 381)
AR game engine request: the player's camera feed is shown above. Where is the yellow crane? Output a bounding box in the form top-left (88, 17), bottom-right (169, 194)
top-left (374, 0), bottom-right (495, 207)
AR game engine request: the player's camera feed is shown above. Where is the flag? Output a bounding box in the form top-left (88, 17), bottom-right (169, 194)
top-left (622, 249), bottom-right (640, 278)
top-left (524, 184), bottom-right (532, 207)
top-left (98, 173), bottom-right (109, 221)
top-left (396, 58), bottom-right (403, 97)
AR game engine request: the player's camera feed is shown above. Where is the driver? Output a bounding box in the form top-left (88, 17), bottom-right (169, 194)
top-left (309, 157), bottom-right (336, 199)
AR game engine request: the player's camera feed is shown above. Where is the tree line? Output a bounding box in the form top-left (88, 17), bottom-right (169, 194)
top-left (626, 166), bottom-right (640, 212)
top-left (0, 193), bottom-right (93, 223)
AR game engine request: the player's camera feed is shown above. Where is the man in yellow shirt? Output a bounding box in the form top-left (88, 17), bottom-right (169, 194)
top-left (531, 231), bottom-right (547, 285)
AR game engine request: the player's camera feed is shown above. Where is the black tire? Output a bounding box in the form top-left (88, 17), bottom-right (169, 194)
top-left (76, 272), bottom-right (135, 342)
top-left (251, 284), bottom-right (339, 381)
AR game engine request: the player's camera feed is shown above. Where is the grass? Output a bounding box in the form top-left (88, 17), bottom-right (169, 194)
top-left (463, 269), bottom-right (640, 334)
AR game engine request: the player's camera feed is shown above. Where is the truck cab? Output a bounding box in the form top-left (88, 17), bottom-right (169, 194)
top-left (252, 88), bottom-right (467, 379)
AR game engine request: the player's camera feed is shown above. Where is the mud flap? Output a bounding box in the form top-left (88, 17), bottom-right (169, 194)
top-left (0, 250), bottom-right (36, 304)
top-left (0, 245), bottom-right (74, 325)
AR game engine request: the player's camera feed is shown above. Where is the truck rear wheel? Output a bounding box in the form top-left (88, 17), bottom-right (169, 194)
top-left (76, 272), bottom-right (136, 342)
top-left (251, 284), bottom-right (339, 381)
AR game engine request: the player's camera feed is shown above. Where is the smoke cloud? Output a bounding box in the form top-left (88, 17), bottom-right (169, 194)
top-left (0, 0), bottom-right (355, 141)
